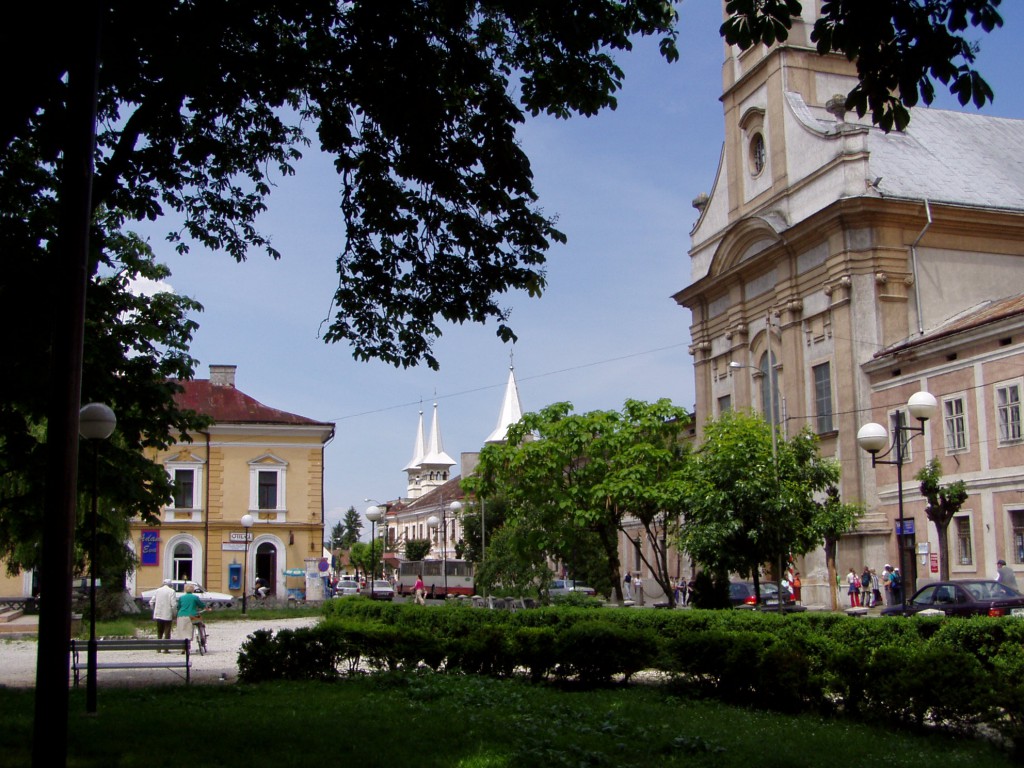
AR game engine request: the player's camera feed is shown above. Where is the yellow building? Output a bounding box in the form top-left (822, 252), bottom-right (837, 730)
top-left (128, 364), bottom-right (334, 601)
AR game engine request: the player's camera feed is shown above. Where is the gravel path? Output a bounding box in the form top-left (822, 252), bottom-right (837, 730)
top-left (0, 616), bottom-right (319, 688)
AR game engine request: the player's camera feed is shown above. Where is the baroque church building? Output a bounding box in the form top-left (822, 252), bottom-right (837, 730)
top-left (674, 5), bottom-right (1024, 607)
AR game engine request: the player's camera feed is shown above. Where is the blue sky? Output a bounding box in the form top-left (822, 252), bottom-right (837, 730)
top-left (134, 2), bottom-right (1024, 536)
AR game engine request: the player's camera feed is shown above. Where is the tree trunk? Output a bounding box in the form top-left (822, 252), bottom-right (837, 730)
top-left (936, 519), bottom-right (951, 582)
top-left (824, 537), bottom-right (839, 611)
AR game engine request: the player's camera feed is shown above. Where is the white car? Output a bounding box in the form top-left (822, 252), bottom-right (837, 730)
top-left (140, 580), bottom-right (234, 609)
top-left (548, 579), bottom-right (597, 597)
top-left (333, 579), bottom-right (360, 597)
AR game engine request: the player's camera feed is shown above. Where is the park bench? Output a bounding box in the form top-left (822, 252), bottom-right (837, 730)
top-left (69, 638), bottom-right (191, 686)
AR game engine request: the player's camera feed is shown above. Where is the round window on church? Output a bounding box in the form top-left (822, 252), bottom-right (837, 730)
top-left (749, 133), bottom-right (766, 177)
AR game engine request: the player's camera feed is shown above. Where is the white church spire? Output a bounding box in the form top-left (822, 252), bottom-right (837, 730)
top-left (403, 409), bottom-right (425, 472)
top-left (486, 364), bottom-right (523, 443)
top-left (421, 402), bottom-right (456, 468)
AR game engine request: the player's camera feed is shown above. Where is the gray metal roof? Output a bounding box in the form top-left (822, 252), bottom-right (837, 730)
top-left (869, 108), bottom-right (1024, 211)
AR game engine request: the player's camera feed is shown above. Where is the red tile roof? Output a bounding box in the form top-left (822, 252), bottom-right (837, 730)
top-left (876, 294), bottom-right (1024, 358)
top-left (174, 379), bottom-right (332, 427)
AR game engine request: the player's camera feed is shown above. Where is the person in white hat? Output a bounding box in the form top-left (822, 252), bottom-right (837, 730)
top-left (151, 579), bottom-right (178, 650)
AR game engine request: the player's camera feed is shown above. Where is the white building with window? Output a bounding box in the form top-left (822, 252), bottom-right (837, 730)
top-left (673, 5), bottom-right (1024, 603)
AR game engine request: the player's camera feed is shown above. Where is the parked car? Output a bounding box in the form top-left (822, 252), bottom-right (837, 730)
top-left (880, 580), bottom-right (1024, 618)
top-left (729, 581), bottom-right (805, 612)
top-left (366, 580), bottom-right (395, 601)
top-left (333, 579), bottom-right (360, 597)
top-left (548, 579), bottom-right (597, 597)
top-left (139, 580), bottom-right (234, 609)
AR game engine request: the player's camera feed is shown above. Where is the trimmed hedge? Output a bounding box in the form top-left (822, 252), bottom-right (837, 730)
top-left (240, 601), bottom-right (1024, 751)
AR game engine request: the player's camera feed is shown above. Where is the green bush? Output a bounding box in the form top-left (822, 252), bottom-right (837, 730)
top-left (554, 621), bottom-right (658, 685)
top-left (260, 599), bottom-right (1024, 752)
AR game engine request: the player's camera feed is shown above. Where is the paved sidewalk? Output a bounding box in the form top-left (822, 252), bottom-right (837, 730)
top-left (0, 616), bottom-right (318, 688)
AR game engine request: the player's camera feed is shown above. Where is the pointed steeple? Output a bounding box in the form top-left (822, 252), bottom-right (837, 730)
top-left (421, 403), bottom-right (456, 468)
top-left (404, 409), bottom-right (426, 497)
top-left (404, 409), bottom-right (425, 472)
top-left (486, 365), bottom-right (523, 443)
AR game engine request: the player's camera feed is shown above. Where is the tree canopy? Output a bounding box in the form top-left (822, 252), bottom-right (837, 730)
top-left (916, 458), bottom-right (969, 581)
top-left (0, 231), bottom-right (206, 574)
top-left (466, 399), bottom-right (692, 600)
top-left (678, 411), bottom-right (844, 586)
top-left (2, 1), bottom-right (1006, 368)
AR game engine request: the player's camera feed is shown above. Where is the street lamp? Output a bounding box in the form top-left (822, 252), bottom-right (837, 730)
top-left (857, 391), bottom-right (937, 611)
top-left (241, 514), bottom-right (254, 614)
top-left (79, 402), bottom-right (116, 715)
top-left (426, 500), bottom-right (462, 599)
top-left (365, 505), bottom-right (382, 599)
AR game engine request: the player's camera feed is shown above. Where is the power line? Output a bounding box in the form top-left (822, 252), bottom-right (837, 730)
top-left (327, 342), bottom-right (690, 422)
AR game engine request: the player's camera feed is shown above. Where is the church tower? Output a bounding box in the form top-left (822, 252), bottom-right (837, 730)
top-left (485, 365), bottom-right (523, 444)
top-left (404, 403), bottom-right (456, 499)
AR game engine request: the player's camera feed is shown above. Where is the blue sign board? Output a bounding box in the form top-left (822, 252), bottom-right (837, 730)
top-left (141, 530), bottom-right (159, 566)
top-left (895, 519), bottom-right (915, 536)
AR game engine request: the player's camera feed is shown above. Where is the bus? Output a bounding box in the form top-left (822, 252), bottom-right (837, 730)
top-left (397, 559), bottom-right (474, 598)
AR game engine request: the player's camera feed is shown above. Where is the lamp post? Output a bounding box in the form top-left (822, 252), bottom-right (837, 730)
top-left (426, 500), bottom-right (462, 598)
top-left (79, 402), bottom-right (116, 715)
top-left (365, 505), bottom-right (382, 599)
top-left (857, 391), bottom-right (937, 612)
top-left (241, 514), bottom-right (254, 614)
top-left (729, 352), bottom-right (785, 614)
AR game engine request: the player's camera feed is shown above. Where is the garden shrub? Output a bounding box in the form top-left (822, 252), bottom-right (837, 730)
top-left (509, 626), bottom-right (557, 682)
top-left (554, 621), bottom-right (657, 685)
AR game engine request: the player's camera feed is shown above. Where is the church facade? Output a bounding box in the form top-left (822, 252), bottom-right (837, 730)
top-left (673, 7), bottom-right (1024, 605)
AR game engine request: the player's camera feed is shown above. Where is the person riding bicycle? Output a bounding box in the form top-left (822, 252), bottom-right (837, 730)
top-left (254, 576), bottom-right (269, 599)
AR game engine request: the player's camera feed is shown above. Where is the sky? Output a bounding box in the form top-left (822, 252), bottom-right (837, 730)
top-left (132, 2), bottom-right (1024, 538)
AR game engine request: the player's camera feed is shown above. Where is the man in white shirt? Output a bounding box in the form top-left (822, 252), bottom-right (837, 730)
top-left (151, 579), bottom-right (178, 649)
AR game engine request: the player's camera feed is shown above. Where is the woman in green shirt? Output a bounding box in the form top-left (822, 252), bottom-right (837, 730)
top-left (175, 582), bottom-right (205, 647)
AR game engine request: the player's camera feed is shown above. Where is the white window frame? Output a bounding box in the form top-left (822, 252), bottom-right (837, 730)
top-left (248, 454), bottom-right (288, 522)
top-left (942, 394), bottom-right (969, 454)
top-left (995, 380), bottom-right (1023, 445)
top-left (952, 512), bottom-right (975, 572)
top-left (163, 453), bottom-right (204, 523)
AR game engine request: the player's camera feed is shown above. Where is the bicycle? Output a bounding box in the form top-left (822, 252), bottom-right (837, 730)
top-left (190, 611), bottom-right (208, 656)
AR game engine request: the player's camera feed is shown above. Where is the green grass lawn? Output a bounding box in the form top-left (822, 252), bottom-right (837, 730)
top-left (0, 673), bottom-right (1014, 768)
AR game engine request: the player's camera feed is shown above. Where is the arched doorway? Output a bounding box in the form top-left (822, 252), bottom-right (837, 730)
top-left (254, 541), bottom-right (278, 596)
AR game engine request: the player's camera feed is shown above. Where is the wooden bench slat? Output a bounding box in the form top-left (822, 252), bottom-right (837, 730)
top-left (69, 638), bottom-right (191, 685)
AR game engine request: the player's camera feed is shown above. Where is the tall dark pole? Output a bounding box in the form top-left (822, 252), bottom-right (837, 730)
top-left (86, 443), bottom-right (99, 713)
top-left (240, 514), bottom-right (254, 612)
top-left (442, 508), bottom-right (448, 597)
top-left (33, 4), bottom-right (102, 759)
top-left (77, 404), bottom-right (114, 716)
top-left (895, 433), bottom-right (908, 611)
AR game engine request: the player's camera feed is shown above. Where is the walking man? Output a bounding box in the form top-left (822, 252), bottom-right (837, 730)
top-left (151, 578), bottom-right (177, 649)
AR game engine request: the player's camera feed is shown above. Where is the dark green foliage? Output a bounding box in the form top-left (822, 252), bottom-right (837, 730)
top-left (722, 0), bottom-right (1004, 131)
top-left (509, 626), bottom-right (558, 683)
top-left (239, 599), bottom-right (1024, 750)
top-left (554, 621), bottom-right (657, 685)
top-left (688, 570), bottom-right (730, 609)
